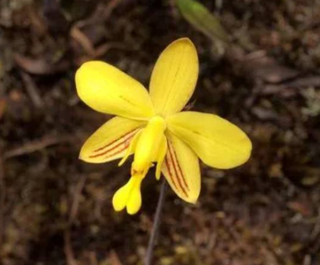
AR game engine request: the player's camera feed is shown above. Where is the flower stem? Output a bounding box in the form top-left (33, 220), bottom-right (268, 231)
top-left (145, 178), bottom-right (167, 265)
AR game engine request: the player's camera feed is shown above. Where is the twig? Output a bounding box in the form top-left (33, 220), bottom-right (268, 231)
top-left (69, 175), bottom-right (87, 223)
top-left (63, 174), bottom-right (88, 265)
top-left (285, 76), bottom-right (320, 88)
top-left (109, 250), bottom-right (123, 265)
top-left (74, 0), bottom-right (124, 29)
top-left (145, 178), bottom-right (167, 265)
top-left (101, 0), bottom-right (124, 19)
top-left (70, 27), bottom-right (95, 56)
top-left (0, 99), bottom-right (6, 120)
top-left (310, 206), bottom-right (320, 253)
top-left (64, 228), bottom-right (78, 265)
top-left (3, 136), bottom-right (71, 159)
top-left (14, 53), bottom-right (70, 75)
top-left (0, 152), bottom-right (5, 250)
top-left (215, 0), bottom-right (223, 15)
top-left (20, 72), bottom-right (44, 109)
top-left (87, 251), bottom-right (98, 265)
top-left (43, 0), bottom-right (69, 33)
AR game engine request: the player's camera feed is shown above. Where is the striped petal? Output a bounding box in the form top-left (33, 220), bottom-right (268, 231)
top-left (167, 111), bottom-right (252, 169)
top-left (76, 61), bottom-right (154, 120)
top-left (80, 117), bottom-right (145, 163)
top-left (162, 132), bottom-right (200, 203)
top-left (149, 38), bottom-right (199, 117)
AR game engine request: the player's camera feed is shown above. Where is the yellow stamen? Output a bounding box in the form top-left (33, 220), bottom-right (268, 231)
top-left (132, 116), bottom-right (166, 175)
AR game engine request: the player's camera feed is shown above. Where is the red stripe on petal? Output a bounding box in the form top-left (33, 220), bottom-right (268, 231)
top-left (89, 129), bottom-right (138, 159)
top-left (103, 142), bottom-right (130, 159)
top-left (165, 156), bottom-right (178, 190)
top-left (172, 145), bottom-right (189, 191)
top-left (93, 129), bottom-right (138, 153)
top-left (167, 141), bottom-right (189, 197)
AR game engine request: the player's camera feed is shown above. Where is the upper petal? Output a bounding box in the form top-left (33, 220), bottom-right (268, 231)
top-left (167, 111), bottom-right (252, 169)
top-left (76, 61), bottom-right (154, 120)
top-left (80, 116), bottom-right (146, 163)
top-left (149, 38), bottom-right (199, 117)
top-left (161, 132), bottom-right (200, 203)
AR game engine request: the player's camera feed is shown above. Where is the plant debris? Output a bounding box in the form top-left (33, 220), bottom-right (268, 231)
top-left (0, 0), bottom-right (320, 264)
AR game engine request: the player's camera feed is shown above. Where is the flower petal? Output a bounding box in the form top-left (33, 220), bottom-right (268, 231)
top-left (118, 130), bottom-right (142, 166)
top-left (167, 111), bottom-right (252, 169)
top-left (80, 117), bottom-right (145, 163)
top-left (76, 61), bottom-right (154, 120)
top-left (149, 38), bottom-right (199, 117)
top-left (162, 132), bottom-right (200, 203)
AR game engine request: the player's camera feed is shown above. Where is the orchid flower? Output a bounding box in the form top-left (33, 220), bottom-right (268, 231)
top-left (75, 38), bottom-right (252, 215)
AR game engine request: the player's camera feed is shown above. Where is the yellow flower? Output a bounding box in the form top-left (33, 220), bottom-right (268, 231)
top-left (75, 38), bottom-right (252, 215)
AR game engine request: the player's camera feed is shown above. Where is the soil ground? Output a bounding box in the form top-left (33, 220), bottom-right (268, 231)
top-left (1, 0), bottom-right (320, 264)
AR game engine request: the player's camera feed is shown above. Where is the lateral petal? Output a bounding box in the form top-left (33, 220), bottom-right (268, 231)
top-left (149, 38), bottom-right (199, 117)
top-left (76, 61), bottom-right (154, 120)
top-left (167, 111), bottom-right (252, 169)
top-left (162, 132), bottom-right (200, 203)
top-left (80, 117), bottom-right (145, 163)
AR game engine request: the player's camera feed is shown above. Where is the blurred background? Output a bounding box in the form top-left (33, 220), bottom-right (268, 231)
top-left (0, 0), bottom-right (320, 264)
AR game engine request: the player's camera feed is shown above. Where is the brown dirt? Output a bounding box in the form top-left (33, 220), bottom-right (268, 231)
top-left (0, 0), bottom-right (320, 264)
